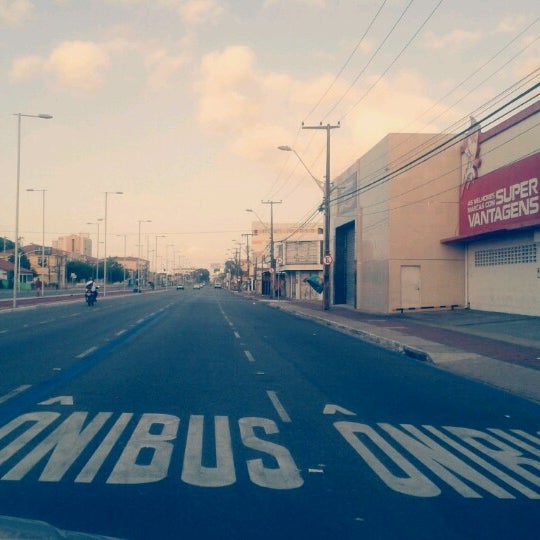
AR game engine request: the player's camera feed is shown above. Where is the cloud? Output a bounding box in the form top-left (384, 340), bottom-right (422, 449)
top-left (46, 41), bottom-right (111, 92)
top-left (495, 15), bottom-right (528, 34)
top-left (9, 54), bottom-right (43, 82)
top-left (177, 0), bottom-right (224, 25)
top-left (195, 46), bottom-right (261, 131)
top-left (423, 29), bottom-right (481, 51)
top-left (143, 47), bottom-right (190, 91)
top-left (9, 36), bottom-right (189, 94)
top-left (0, 0), bottom-right (34, 26)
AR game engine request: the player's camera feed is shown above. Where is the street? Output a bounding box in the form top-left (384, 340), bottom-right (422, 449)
top-left (0, 288), bottom-right (539, 539)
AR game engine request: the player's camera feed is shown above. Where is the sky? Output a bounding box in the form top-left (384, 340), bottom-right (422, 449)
top-left (1, 0), bottom-right (539, 270)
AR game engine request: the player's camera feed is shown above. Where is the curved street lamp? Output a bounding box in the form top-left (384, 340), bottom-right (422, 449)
top-left (13, 113), bottom-right (53, 308)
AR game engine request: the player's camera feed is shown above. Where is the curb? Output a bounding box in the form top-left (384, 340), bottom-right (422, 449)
top-left (268, 301), bottom-right (434, 363)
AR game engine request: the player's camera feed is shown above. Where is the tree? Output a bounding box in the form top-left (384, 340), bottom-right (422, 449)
top-left (8, 253), bottom-right (31, 270)
top-left (192, 268), bottom-right (210, 283)
top-left (2, 238), bottom-right (15, 251)
top-left (106, 258), bottom-right (126, 283)
top-left (66, 260), bottom-right (94, 282)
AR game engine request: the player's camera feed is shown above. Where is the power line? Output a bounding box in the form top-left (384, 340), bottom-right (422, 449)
top-left (331, 82), bottom-right (540, 205)
top-left (322, 0), bottom-right (415, 121)
top-left (336, 0), bottom-right (444, 122)
top-left (302, 0), bottom-right (389, 123)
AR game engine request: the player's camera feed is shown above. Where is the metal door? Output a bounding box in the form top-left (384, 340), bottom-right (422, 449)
top-left (400, 265), bottom-right (421, 308)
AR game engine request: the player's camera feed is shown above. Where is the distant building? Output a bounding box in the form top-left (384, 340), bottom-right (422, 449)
top-left (22, 244), bottom-right (68, 288)
top-left (52, 234), bottom-right (92, 257)
top-left (0, 258), bottom-right (33, 289)
top-left (249, 221), bottom-right (323, 297)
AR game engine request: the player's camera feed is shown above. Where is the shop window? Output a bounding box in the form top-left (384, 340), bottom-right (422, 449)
top-left (474, 244), bottom-right (537, 266)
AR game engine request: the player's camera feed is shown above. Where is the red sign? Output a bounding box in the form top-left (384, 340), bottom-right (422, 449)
top-left (459, 153), bottom-right (540, 237)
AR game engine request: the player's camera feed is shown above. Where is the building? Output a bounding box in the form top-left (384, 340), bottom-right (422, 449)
top-left (275, 233), bottom-right (324, 301)
top-left (331, 132), bottom-right (464, 313)
top-left (0, 258), bottom-right (33, 289)
top-left (442, 101), bottom-right (539, 316)
top-left (250, 221), bottom-right (324, 296)
top-left (52, 234), bottom-right (92, 257)
top-left (22, 244), bottom-right (68, 288)
top-left (330, 100), bottom-right (539, 316)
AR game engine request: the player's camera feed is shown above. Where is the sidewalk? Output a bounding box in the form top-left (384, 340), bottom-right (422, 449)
top-left (262, 299), bottom-right (540, 404)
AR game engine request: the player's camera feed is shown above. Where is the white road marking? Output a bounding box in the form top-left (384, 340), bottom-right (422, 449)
top-left (234, 331), bottom-right (240, 339)
top-left (0, 385), bottom-right (31, 404)
top-left (266, 390), bottom-right (292, 423)
top-left (116, 329), bottom-right (127, 336)
top-left (76, 346), bottom-right (97, 359)
top-left (244, 351), bottom-right (256, 363)
top-left (39, 396), bottom-right (74, 406)
top-left (323, 404), bottom-right (356, 416)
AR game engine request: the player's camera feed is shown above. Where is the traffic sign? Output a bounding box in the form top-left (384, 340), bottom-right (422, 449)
top-left (322, 255), bottom-right (334, 266)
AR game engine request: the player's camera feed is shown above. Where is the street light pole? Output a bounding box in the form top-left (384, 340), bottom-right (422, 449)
top-left (241, 232), bottom-right (254, 291)
top-left (137, 220), bottom-right (151, 291)
top-left (116, 234), bottom-right (127, 289)
top-left (154, 235), bottom-right (166, 286)
top-left (261, 200), bottom-right (281, 299)
top-left (26, 188), bottom-right (46, 296)
top-left (87, 219), bottom-right (103, 280)
top-left (13, 113), bottom-right (52, 308)
top-left (301, 122), bottom-right (340, 310)
top-left (103, 191), bottom-right (123, 297)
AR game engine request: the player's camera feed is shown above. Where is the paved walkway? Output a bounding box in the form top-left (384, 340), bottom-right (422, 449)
top-left (261, 299), bottom-right (540, 404)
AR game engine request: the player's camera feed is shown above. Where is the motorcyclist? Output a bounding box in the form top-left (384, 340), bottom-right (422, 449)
top-left (85, 279), bottom-right (99, 301)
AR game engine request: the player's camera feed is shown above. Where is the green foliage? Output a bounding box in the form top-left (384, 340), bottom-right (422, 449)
top-left (191, 268), bottom-right (210, 283)
top-left (106, 258), bottom-right (126, 283)
top-left (66, 260), bottom-right (95, 282)
top-left (1, 238), bottom-right (15, 251)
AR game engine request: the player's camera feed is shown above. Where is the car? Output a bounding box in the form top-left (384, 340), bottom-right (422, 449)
top-left (214, 282), bottom-right (222, 289)
top-left (176, 284), bottom-right (184, 290)
top-left (193, 284), bottom-right (201, 289)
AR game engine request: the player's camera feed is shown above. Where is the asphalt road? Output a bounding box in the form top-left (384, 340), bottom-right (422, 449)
top-left (0, 288), bottom-right (539, 539)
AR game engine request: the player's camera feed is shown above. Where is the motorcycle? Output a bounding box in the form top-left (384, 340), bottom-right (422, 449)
top-left (85, 289), bottom-right (97, 306)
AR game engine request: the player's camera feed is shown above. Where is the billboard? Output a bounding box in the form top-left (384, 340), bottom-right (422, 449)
top-left (459, 153), bottom-right (540, 238)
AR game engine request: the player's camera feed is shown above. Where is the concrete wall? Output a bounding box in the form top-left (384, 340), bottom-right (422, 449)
top-left (332, 132), bottom-right (464, 313)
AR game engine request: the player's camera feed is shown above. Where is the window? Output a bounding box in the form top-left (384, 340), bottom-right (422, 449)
top-left (474, 244), bottom-right (537, 266)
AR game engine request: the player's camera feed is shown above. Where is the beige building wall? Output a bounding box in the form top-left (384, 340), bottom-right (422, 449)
top-left (387, 134), bottom-right (464, 311)
top-left (332, 133), bottom-right (464, 313)
top-left (52, 234), bottom-right (92, 257)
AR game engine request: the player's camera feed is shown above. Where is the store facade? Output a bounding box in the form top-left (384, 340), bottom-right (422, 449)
top-left (443, 101), bottom-right (540, 316)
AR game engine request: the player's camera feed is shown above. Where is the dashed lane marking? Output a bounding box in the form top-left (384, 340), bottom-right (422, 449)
top-left (244, 350), bottom-right (256, 363)
top-left (76, 346), bottom-right (98, 359)
top-left (266, 390), bottom-right (292, 423)
top-left (0, 385), bottom-right (32, 405)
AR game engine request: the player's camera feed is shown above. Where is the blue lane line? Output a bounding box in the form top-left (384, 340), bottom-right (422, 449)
top-left (0, 309), bottom-right (166, 426)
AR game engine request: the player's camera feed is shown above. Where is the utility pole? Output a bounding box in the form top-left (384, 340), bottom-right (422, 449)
top-left (241, 232), bottom-right (254, 291)
top-left (301, 122), bottom-right (340, 310)
top-left (261, 200), bottom-right (282, 299)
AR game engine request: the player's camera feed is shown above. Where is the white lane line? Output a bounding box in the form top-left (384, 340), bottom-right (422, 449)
top-left (0, 385), bottom-right (32, 404)
top-left (76, 346), bottom-right (98, 359)
top-left (116, 329), bottom-right (127, 336)
top-left (266, 390), bottom-right (292, 423)
top-left (234, 331), bottom-right (241, 339)
top-left (244, 350), bottom-right (256, 363)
